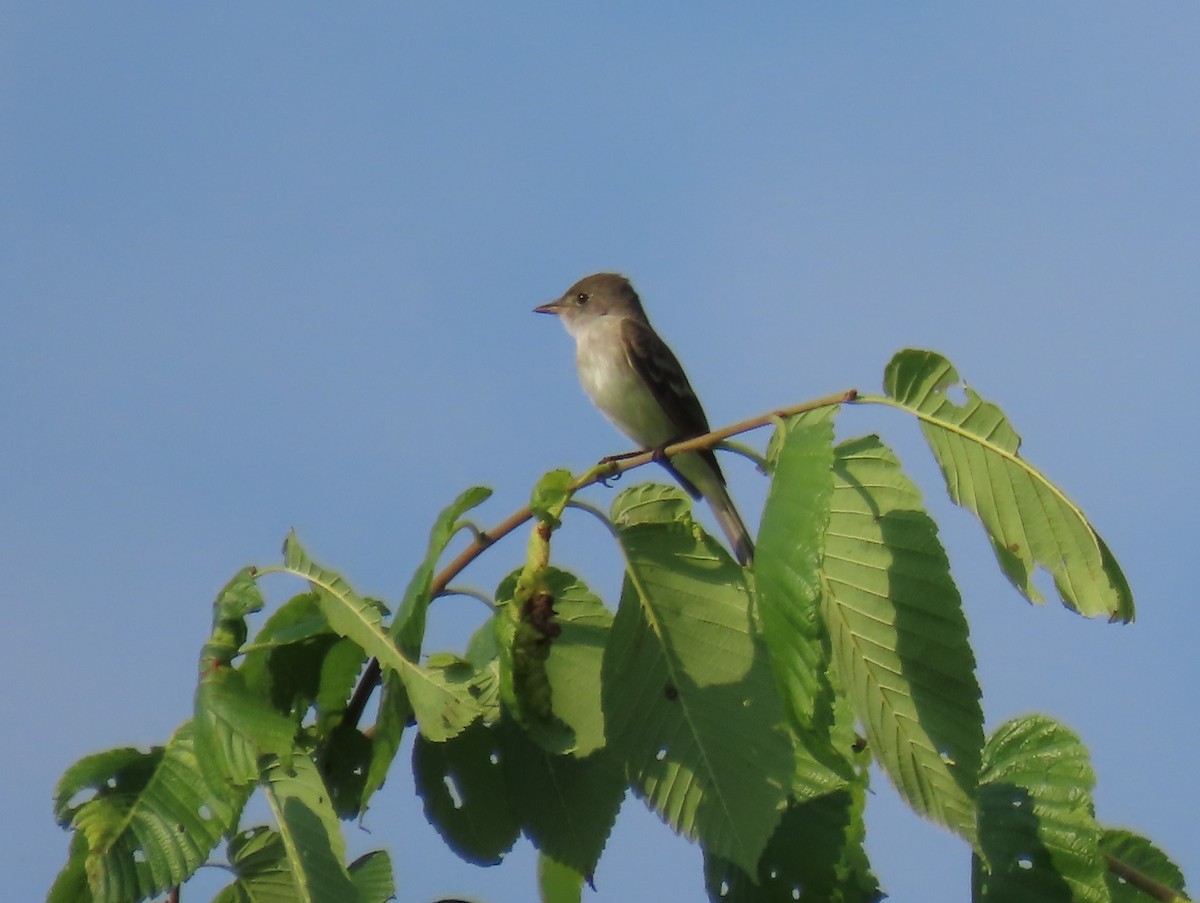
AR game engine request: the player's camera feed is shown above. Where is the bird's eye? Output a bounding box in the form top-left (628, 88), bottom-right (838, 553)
top-left (576, 292), bottom-right (589, 305)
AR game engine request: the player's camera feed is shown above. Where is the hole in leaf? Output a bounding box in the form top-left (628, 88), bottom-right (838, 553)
top-left (939, 748), bottom-right (956, 766)
top-left (489, 752), bottom-right (501, 766)
top-left (1016, 854), bottom-right (1033, 871)
top-left (768, 867), bottom-right (779, 880)
top-left (352, 765), bottom-right (364, 777)
top-left (1011, 795), bottom-right (1023, 808)
top-left (945, 381), bottom-right (968, 406)
top-left (444, 774), bottom-right (464, 809)
top-left (64, 789), bottom-right (92, 810)
top-left (791, 884), bottom-right (803, 900)
top-left (132, 848), bottom-right (146, 864)
top-left (655, 746), bottom-right (667, 762)
top-left (718, 878), bottom-right (730, 897)
top-left (198, 804), bottom-right (213, 821)
top-left (106, 778), bottom-right (117, 790)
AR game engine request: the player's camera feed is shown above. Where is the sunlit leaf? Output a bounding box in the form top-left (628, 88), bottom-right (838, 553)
top-left (282, 533), bottom-right (481, 741)
top-left (974, 715), bottom-right (1108, 903)
top-left (756, 408), bottom-right (854, 785)
top-left (881, 349), bottom-right (1133, 622)
top-left (262, 756), bottom-right (358, 902)
top-left (603, 484), bottom-right (792, 874)
top-left (1100, 828), bottom-right (1188, 903)
top-left (824, 435), bottom-right (981, 841)
top-left (57, 722), bottom-right (243, 902)
top-left (394, 485), bottom-right (493, 658)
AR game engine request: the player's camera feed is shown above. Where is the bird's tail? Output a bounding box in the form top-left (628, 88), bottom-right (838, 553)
top-left (709, 487), bottom-right (755, 566)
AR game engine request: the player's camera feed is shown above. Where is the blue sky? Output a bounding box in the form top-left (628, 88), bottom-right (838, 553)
top-left (3, 4), bottom-right (1197, 901)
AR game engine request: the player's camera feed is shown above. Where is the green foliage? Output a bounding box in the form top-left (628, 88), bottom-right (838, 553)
top-left (604, 483), bottom-right (795, 874)
top-left (880, 349), bottom-right (1134, 622)
top-left (825, 434), bottom-right (982, 842)
top-left (50, 349), bottom-right (1185, 903)
top-left (974, 715), bottom-right (1108, 902)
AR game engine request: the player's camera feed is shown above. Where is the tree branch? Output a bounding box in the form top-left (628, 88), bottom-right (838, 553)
top-left (1104, 852), bottom-right (1189, 903)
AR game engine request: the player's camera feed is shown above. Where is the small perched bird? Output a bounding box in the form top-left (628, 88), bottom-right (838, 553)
top-left (535, 273), bottom-right (754, 565)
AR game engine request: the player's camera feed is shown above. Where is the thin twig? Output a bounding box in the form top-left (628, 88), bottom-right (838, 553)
top-left (1104, 852), bottom-right (1189, 903)
top-left (340, 388), bottom-right (858, 730)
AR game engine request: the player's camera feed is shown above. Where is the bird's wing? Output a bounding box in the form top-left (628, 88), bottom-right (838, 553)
top-left (620, 317), bottom-right (725, 486)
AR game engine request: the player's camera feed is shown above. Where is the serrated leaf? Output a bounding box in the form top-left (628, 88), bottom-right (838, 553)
top-left (194, 667), bottom-right (297, 788)
top-left (348, 850), bottom-right (395, 903)
top-left (62, 721), bottom-right (243, 903)
top-left (212, 827), bottom-right (297, 903)
top-left (1100, 829), bottom-right (1188, 903)
top-left (824, 435), bottom-right (981, 841)
top-left (756, 409), bottom-right (854, 785)
top-left (603, 485), bottom-right (793, 874)
top-left (412, 719), bottom-right (519, 866)
top-left (974, 715), bottom-right (1109, 903)
top-left (703, 787), bottom-right (882, 903)
top-left (394, 486), bottom-right (492, 659)
top-left (500, 718), bottom-right (625, 878)
top-left (495, 568), bottom-right (613, 756)
top-left (539, 854), bottom-right (585, 903)
top-left (262, 755), bottom-right (358, 902)
top-left (282, 533), bottom-right (481, 741)
top-left (881, 348), bottom-right (1133, 622)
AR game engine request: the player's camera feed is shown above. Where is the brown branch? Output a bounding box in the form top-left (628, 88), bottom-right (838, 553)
top-left (340, 388), bottom-right (858, 730)
top-left (1104, 852), bottom-right (1189, 903)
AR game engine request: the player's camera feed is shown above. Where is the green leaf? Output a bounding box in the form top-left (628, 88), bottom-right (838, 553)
top-left (603, 485), bottom-right (793, 874)
top-left (318, 723), bottom-right (374, 819)
top-left (234, 587), bottom-right (369, 758)
top-left (704, 787), bottom-right (881, 903)
top-left (238, 592), bottom-right (340, 719)
top-left (824, 435), bottom-right (982, 841)
top-left (262, 755), bottom-right (359, 902)
top-left (881, 348), bottom-right (1134, 622)
top-left (282, 533), bottom-right (481, 741)
top-left (348, 850), bottom-right (396, 903)
top-left (531, 468), bottom-right (576, 528)
top-left (243, 592), bottom-right (330, 651)
top-left (539, 854), bottom-right (585, 903)
top-left (361, 670), bottom-right (413, 809)
top-left (974, 715), bottom-right (1109, 903)
top-left (194, 667), bottom-right (298, 788)
top-left (212, 827), bottom-right (297, 903)
top-left (495, 567), bottom-right (613, 756)
top-left (213, 827), bottom-right (393, 903)
top-left (412, 719), bottom-right (519, 866)
top-left (47, 832), bottom-right (92, 903)
top-left (500, 718), bottom-right (625, 878)
top-left (202, 568), bottom-right (265, 668)
top-left (394, 485), bottom-right (492, 658)
top-left (59, 721), bottom-right (243, 903)
top-left (756, 409), bottom-right (853, 784)
top-left (1100, 829), bottom-right (1188, 903)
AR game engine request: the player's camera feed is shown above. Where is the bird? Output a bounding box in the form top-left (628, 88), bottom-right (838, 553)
top-left (534, 272), bottom-right (754, 565)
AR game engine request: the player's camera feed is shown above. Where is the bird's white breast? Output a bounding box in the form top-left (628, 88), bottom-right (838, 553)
top-left (573, 316), bottom-right (672, 447)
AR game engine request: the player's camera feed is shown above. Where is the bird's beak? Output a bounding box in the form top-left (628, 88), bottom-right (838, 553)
top-left (534, 299), bottom-right (564, 315)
